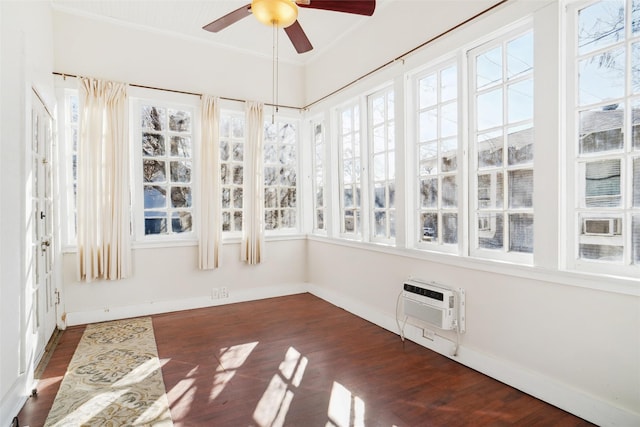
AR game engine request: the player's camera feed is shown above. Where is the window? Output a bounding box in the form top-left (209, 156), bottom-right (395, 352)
top-left (264, 117), bottom-right (298, 232)
top-left (311, 118), bottom-right (326, 233)
top-left (369, 87), bottom-right (396, 242)
top-left (62, 89), bottom-right (79, 246)
top-left (220, 111), bottom-right (245, 233)
top-left (569, 0), bottom-right (640, 275)
top-left (135, 101), bottom-right (195, 239)
top-left (415, 62), bottom-right (459, 250)
top-left (470, 29), bottom-right (534, 261)
top-left (338, 101), bottom-right (362, 236)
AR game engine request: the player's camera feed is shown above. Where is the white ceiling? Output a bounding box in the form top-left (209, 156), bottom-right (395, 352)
top-left (50, 0), bottom-right (505, 65)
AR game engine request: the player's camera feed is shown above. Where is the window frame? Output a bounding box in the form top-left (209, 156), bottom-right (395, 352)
top-left (468, 25), bottom-right (535, 264)
top-left (336, 99), bottom-right (367, 240)
top-left (368, 85), bottom-right (397, 245)
top-left (565, 0), bottom-right (640, 277)
top-left (310, 115), bottom-right (327, 235)
top-left (219, 108), bottom-right (246, 238)
top-left (130, 93), bottom-right (199, 245)
top-left (410, 59), bottom-right (462, 255)
top-left (263, 113), bottom-right (301, 236)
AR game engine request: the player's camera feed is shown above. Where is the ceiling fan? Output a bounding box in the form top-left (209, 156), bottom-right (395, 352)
top-left (202, 0), bottom-right (376, 54)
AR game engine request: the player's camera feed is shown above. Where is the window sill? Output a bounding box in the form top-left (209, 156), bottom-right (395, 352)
top-left (307, 234), bottom-right (640, 297)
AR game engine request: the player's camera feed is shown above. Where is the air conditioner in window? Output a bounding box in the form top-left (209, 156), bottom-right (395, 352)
top-left (402, 280), bottom-right (458, 331)
top-left (583, 218), bottom-right (622, 236)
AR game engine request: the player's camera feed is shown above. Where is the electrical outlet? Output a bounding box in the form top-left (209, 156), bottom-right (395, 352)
top-left (220, 287), bottom-right (228, 298)
top-left (212, 288), bottom-right (219, 299)
top-left (423, 328), bottom-right (435, 341)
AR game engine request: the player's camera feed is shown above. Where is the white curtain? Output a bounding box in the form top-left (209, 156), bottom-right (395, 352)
top-left (241, 101), bottom-right (265, 264)
top-left (198, 95), bottom-right (222, 269)
top-left (77, 77), bottom-right (131, 282)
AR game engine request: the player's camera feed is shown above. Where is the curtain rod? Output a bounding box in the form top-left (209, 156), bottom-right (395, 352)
top-left (301, 0), bottom-right (509, 110)
top-left (52, 72), bottom-right (302, 111)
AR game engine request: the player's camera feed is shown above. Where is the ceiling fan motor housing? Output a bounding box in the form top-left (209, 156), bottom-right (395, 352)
top-left (251, 0), bottom-right (298, 28)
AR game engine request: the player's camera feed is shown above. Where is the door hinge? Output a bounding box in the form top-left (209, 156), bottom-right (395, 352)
top-left (55, 289), bottom-right (60, 305)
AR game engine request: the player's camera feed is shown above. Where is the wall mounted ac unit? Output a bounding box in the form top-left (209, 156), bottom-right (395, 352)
top-left (402, 280), bottom-right (462, 331)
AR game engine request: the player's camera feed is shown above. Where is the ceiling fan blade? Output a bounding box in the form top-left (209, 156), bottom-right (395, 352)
top-left (298, 0), bottom-right (375, 16)
top-left (202, 3), bottom-right (252, 32)
top-left (284, 20), bottom-right (313, 54)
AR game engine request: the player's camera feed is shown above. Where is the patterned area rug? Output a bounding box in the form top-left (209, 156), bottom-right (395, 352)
top-left (45, 317), bottom-right (173, 426)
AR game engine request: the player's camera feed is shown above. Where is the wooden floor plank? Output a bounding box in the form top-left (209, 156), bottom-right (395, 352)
top-left (18, 293), bottom-right (594, 426)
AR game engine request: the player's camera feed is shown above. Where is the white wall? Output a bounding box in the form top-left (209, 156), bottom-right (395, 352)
top-left (0, 1), bottom-right (55, 425)
top-left (307, 240), bottom-right (640, 426)
top-left (52, 9), bottom-right (305, 109)
top-left (60, 240), bottom-right (307, 326)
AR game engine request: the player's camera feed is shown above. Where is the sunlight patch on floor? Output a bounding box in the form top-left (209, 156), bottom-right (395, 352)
top-left (326, 381), bottom-right (365, 427)
top-left (49, 390), bottom-right (128, 426)
top-left (210, 341), bottom-right (258, 401)
top-left (113, 358), bottom-right (159, 388)
top-left (253, 346), bottom-right (308, 427)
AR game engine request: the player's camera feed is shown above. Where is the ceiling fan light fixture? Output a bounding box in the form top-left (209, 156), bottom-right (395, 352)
top-left (251, 0), bottom-right (298, 28)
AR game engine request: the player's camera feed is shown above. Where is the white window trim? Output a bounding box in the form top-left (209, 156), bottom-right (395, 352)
top-left (309, 114), bottom-right (328, 236)
top-left (564, 0), bottom-right (640, 278)
top-left (130, 90), bottom-right (200, 245)
top-left (263, 113), bottom-right (302, 236)
top-left (468, 25), bottom-right (535, 265)
top-left (368, 85), bottom-right (397, 245)
top-left (408, 57), bottom-right (462, 255)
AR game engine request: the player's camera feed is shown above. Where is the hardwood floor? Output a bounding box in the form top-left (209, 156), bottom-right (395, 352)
top-left (18, 293), bottom-right (594, 426)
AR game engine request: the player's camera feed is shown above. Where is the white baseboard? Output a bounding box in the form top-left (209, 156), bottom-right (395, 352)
top-left (0, 376), bottom-right (28, 427)
top-left (306, 283), bottom-right (640, 427)
top-left (65, 283), bottom-right (307, 326)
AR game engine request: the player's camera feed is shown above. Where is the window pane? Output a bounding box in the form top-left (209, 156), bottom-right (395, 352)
top-left (509, 213), bottom-right (533, 253)
top-left (280, 188), bottom-right (296, 208)
top-left (508, 79), bottom-right (533, 123)
top-left (170, 161), bottom-right (191, 183)
top-left (477, 89), bottom-right (503, 130)
top-left (168, 109), bottom-right (191, 132)
top-left (373, 154), bottom-right (386, 181)
top-left (442, 213), bottom-right (458, 244)
top-left (634, 215), bottom-right (640, 263)
top-left (441, 102), bottom-right (457, 138)
top-left (509, 169), bottom-right (533, 208)
top-left (374, 211), bottom-right (386, 236)
top-left (579, 106), bottom-right (624, 154)
top-left (478, 213), bottom-right (503, 249)
top-left (143, 160), bottom-right (165, 182)
top-left (441, 138), bottom-right (457, 172)
top-left (374, 184), bottom-right (386, 208)
top-left (633, 42), bottom-right (640, 93)
top-left (579, 243), bottom-right (623, 261)
top-left (633, 101), bottom-right (640, 149)
top-left (421, 212), bottom-right (438, 242)
top-left (170, 136), bottom-right (191, 157)
top-left (170, 187), bottom-right (192, 208)
top-left (172, 212), bottom-right (192, 233)
top-left (144, 211), bottom-right (166, 235)
top-left (634, 157), bottom-right (640, 206)
top-left (441, 66), bottom-right (457, 102)
top-left (441, 176), bottom-right (457, 208)
top-left (419, 109), bottom-right (437, 141)
top-left (233, 188), bottom-right (243, 208)
top-left (585, 159), bottom-right (621, 207)
top-left (419, 73), bottom-right (437, 108)
top-left (220, 140), bottom-right (229, 161)
top-left (508, 124), bottom-right (534, 165)
top-left (420, 178), bottom-right (438, 208)
top-left (578, 0), bottom-right (625, 55)
top-left (222, 188), bottom-right (230, 208)
top-left (477, 46), bottom-right (502, 89)
top-left (142, 106), bottom-right (165, 131)
top-left (143, 133), bottom-right (165, 156)
top-left (507, 32), bottom-right (534, 78)
top-left (144, 186), bottom-right (166, 209)
top-left (579, 48), bottom-right (625, 105)
top-left (478, 172), bottom-right (504, 209)
top-left (477, 131), bottom-right (504, 168)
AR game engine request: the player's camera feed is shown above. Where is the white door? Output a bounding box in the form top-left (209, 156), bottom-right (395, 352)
top-left (31, 89), bottom-right (56, 362)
